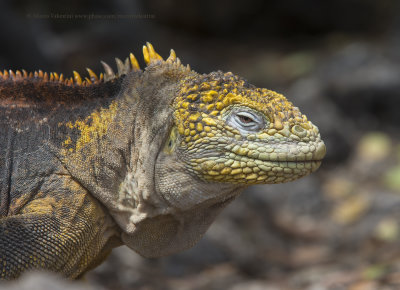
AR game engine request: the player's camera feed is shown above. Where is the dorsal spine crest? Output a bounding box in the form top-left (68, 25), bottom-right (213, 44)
top-left (0, 42), bottom-right (184, 87)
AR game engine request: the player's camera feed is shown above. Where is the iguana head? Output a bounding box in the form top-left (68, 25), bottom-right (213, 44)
top-left (116, 44), bottom-right (325, 257)
top-left (150, 45), bottom-right (325, 211)
top-left (171, 71), bottom-right (325, 184)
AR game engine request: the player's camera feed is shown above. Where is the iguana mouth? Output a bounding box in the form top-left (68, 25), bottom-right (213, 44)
top-left (226, 141), bottom-right (326, 163)
top-left (226, 155), bottom-right (322, 172)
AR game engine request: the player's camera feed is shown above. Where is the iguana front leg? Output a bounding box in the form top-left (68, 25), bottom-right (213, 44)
top-left (0, 179), bottom-right (120, 280)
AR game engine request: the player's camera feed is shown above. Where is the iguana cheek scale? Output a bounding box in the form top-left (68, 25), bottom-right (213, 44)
top-left (0, 42), bottom-right (325, 279)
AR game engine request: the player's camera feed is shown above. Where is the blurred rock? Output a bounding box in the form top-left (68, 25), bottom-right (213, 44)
top-left (331, 193), bottom-right (370, 225)
top-left (356, 132), bottom-right (392, 163)
top-left (374, 218), bottom-right (399, 242)
top-left (383, 165), bottom-right (400, 192)
top-left (0, 271), bottom-right (100, 290)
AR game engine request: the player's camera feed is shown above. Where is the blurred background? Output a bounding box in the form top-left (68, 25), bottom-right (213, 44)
top-left (1, 0), bottom-right (400, 289)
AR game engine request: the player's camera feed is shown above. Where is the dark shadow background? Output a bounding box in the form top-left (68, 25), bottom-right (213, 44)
top-left (2, 0), bottom-right (400, 289)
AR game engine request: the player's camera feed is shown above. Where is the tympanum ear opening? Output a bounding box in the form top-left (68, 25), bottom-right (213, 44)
top-left (163, 126), bottom-right (178, 154)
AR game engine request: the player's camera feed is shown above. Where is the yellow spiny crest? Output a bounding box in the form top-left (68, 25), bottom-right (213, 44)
top-left (143, 42), bottom-right (164, 65)
top-left (73, 71), bottom-right (82, 85)
top-left (0, 43), bottom-right (183, 87)
top-left (86, 68), bottom-right (98, 81)
top-left (129, 53), bottom-right (140, 71)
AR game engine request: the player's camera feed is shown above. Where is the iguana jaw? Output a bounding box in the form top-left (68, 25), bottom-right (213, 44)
top-left (154, 146), bottom-right (245, 210)
top-left (186, 131), bottom-right (325, 184)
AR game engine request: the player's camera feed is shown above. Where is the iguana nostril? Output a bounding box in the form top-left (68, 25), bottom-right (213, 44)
top-left (291, 124), bottom-right (307, 137)
top-left (294, 125), bottom-right (304, 132)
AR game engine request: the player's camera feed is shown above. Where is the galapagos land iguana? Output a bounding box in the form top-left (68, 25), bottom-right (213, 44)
top-left (0, 43), bottom-right (326, 279)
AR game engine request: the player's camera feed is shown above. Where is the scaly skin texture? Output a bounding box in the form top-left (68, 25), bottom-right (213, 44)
top-left (0, 43), bottom-right (325, 279)
top-left (173, 72), bottom-right (325, 184)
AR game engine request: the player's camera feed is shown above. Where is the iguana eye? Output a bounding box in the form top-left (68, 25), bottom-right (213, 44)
top-left (226, 108), bottom-right (266, 133)
top-left (237, 113), bottom-right (254, 124)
